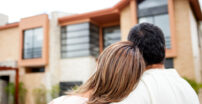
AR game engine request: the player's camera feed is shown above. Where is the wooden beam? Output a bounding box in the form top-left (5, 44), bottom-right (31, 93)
top-left (0, 22), bottom-right (19, 30)
top-left (99, 27), bottom-right (103, 53)
top-left (130, 0), bottom-right (138, 26)
top-left (166, 0), bottom-right (177, 58)
top-left (15, 68), bottom-right (19, 104)
top-left (189, 0), bottom-right (202, 20)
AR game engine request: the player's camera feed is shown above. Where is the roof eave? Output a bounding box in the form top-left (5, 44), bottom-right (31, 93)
top-left (58, 0), bottom-right (130, 25)
top-left (0, 22), bottom-right (19, 30)
top-left (189, 0), bottom-right (202, 20)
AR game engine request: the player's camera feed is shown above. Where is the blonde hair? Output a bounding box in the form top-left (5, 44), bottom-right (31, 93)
top-left (72, 41), bottom-right (145, 104)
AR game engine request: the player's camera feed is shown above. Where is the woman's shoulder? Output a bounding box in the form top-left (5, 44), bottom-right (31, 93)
top-left (49, 95), bottom-right (88, 104)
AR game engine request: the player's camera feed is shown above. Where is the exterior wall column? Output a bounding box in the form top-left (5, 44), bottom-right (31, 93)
top-left (120, 0), bottom-right (138, 41)
top-left (173, 0), bottom-right (197, 80)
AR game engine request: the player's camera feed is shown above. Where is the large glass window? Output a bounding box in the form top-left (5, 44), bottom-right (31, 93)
top-left (23, 28), bottom-right (43, 59)
top-left (61, 22), bottom-right (99, 58)
top-left (103, 26), bottom-right (121, 48)
top-left (138, 0), bottom-right (171, 49)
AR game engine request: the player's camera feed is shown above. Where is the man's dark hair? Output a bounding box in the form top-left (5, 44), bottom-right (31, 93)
top-left (128, 23), bottom-right (165, 66)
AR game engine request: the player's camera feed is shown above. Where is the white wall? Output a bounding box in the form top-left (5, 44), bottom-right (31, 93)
top-left (60, 56), bottom-right (96, 82)
top-left (189, 9), bottom-right (202, 82)
top-left (47, 11), bottom-right (97, 87)
top-left (46, 12), bottom-right (73, 90)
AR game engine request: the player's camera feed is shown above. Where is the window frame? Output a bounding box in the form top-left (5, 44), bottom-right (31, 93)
top-left (23, 27), bottom-right (43, 59)
top-left (136, 0), bottom-right (177, 58)
top-left (103, 25), bottom-right (121, 49)
top-left (18, 14), bottom-right (49, 67)
top-left (99, 22), bottom-right (120, 53)
top-left (60, 22), bottom-right (100, 58)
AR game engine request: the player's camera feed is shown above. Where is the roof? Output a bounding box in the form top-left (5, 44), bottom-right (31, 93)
top-left (58, 0), bottom-right (202, 25)
top-left (0, 0), bottom-right (201, 30)
top-left (58, 0), bottom-right (131, 25)
top-left (0, 22), bottom-right (19, 30)
top-left (189, 0), bottom-right (202, 20)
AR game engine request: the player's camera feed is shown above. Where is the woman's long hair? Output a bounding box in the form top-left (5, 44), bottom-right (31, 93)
top-left (72, 41), bottom-right (145, 104)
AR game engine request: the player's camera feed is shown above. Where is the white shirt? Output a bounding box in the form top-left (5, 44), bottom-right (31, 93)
top-left (49, 95), bottom-right (88, 104)
top-left (113, 69), bottom-right (200, 104)
top-left (49, 69), bottom-right (200, 104)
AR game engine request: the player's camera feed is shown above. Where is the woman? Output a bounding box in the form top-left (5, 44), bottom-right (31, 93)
top-left (49, 41), bottom-right (145, 104)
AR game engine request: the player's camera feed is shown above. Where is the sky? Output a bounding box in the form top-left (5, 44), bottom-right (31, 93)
top-left (0, 0), bottom-right (120, 23)
top-left (0, 0), bottom-right (202, 23)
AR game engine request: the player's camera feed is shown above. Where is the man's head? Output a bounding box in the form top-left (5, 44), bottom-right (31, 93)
top-left (128, 23), bottom-right (165, 66)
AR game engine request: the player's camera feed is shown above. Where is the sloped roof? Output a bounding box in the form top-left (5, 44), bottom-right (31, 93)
top-left (0, 0), bottom-right (201, 30)
top-left (0, 22), bottom-right (19, 30)
top-left (58, 0), bottom-right (202, 25)
top-left (58, 0), bottom-right (131, 25)
top-left (189, 0), bottom-right (202, 20)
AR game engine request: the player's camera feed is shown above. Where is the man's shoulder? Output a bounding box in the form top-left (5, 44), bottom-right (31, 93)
top-left (113, 80), bottom-right (150, 104)
top-left (142, 68), bottom-right (180, 80)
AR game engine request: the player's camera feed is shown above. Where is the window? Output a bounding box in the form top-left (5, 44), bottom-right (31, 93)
top-left (103, 26), bottom-right (121, 48)
top-left (61, 22), bottom-right (99, 58)
top-left (23, 28), bottom-right (43, 59)
top-left (164, 58), bottom-right (174, 69)
top-left (0, 76), bottom-right (9, 82)
top-left (138, 0), bottom-right (171, 49)
top-left (25, 67), bottom-right (45, 73)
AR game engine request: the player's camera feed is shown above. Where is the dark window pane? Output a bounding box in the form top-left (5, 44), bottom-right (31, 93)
top-left (103, 26), bottom-right (121, 48)
top-left (138, 0), bottom-right (171, 49)
top-left (139, 16), bottom-right (153, 23)
top-left (154, 14), bottom-right (171, 48)
top-left (90, 23), bottom-right (100, 57)
top-left (23, 27), bottom-right (43, 59)
top-left (61, 22), bottom-right (99, 58)
top-left (61, 50), bottom-right (90, 58)
top-left (23, 48), bottom-right (33, 59)
top-left (139, 14), bottom-right (171, 49)
top-left (66, 23), bottom-right (89, 32)
top-left (164, 58), bottom-right (174, 69)
top-left (25, 67), bottom-right (45, 73)
top-left (138, 5), bottom-right (168, 17)
top-left (61, 43), bottom-right (90, 52)
top-left (24, 30), bottom-right (33, 49)
top-left (61, 37), bottom-right (90, 45)
top-left (138, 0), bottom-right (168, 10)
top-left (33, 28), bottom-right (43, 48)
top-left (61, 30), bottom-right (89, 39)
top-left (33, 47), bottom-right (42, 58)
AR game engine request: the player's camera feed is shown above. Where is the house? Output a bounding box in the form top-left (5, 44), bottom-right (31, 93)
top-left (0, 0), bottom-right (201, 104)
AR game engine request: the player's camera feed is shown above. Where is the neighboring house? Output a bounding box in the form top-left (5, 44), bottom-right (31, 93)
top-left (0, 0), bottom-right (201, 104)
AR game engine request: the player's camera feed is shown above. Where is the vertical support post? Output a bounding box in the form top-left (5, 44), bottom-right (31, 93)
top-left (130, 0), bottom-right (138, 26)
top-left (99, 27), bottom-right (103, 53)
top-left (15, 68), bottom-right (19, 104)
top-left (167, 0), bottom-right (177, 57)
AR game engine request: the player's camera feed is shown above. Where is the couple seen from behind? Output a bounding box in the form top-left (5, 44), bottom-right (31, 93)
top-left (49, 23), bottom-right (200, 104)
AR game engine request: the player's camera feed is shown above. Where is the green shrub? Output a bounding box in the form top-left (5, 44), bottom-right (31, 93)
top-left (5, 83), bottom-right (14, 104)
top-left (32, 86), bottom-right (47, 104)
top-left (5, 82), bottom-right (27, 104)
top-left (50, 84), bottom-right (60, 99)
top-left (184, 77), bottom-right (202, 94)
top-left (72, 85), bottom-right (79, 91)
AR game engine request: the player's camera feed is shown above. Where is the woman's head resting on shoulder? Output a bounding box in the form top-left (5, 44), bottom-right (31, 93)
top-left (72, 41), bottom-right (145, 104)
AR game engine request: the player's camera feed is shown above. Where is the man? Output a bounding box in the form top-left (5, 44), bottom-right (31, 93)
top-left (114, 23), bottom-right (200, 104)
